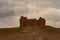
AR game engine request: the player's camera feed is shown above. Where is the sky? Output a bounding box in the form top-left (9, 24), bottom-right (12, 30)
top-left (0, 0), bottom-right (60, 28)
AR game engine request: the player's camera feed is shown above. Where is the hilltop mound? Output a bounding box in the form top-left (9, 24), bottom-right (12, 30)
top-left (0, 25), bottom-right (59, 35)
top-left (0, 26), bottom-right (59, 40)
top-left (0, 15), bottom-right (59, 40)
top-left (0, 26), bottom-right (60, 40)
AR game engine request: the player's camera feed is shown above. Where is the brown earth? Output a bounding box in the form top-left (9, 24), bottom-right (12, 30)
top-left (0, 26), bottom-right (60, 40)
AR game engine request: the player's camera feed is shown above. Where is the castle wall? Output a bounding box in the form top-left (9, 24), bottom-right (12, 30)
top-left (20, 16), bottom-right (27, 27)
top-left (20, 16), bottom-right (46, 27)
top-left (38, 17), bottom-right (45, 27)
top-left (26, 19), bottom-right (38, 27)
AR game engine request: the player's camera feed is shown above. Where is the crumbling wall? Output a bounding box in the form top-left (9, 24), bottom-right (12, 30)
top-left (20, 16), bottom-right (27, 27)
top-left (38, 17), bottom-right (45, 27)
top-left (26, 19), bottom-right (38, 27)
top-left (20, 16), bottom-right (46, 27)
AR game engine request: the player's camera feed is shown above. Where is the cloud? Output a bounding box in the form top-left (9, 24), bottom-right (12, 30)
top-left (0, 10), bottom-right (14, 18)
top-left (0, 16), bottom-right (19, 28)
top-left (44, 8), bottom-right (60, 28)
top-left (0, 0), bottom-right (15, 18)
top-left (0, 0), bottom-right (60, 28)
top-left (45, 8), bottom-right (60, 21)
top-left (51, 0), bottom-right (60, 9)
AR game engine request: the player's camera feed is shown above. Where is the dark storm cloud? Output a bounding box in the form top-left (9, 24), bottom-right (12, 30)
top-left (0, 0), bottom-right (15, 18)
top-left (0, 1), bottom-right (7, 7)
top-left (0, 10), bottom-right (14, 18)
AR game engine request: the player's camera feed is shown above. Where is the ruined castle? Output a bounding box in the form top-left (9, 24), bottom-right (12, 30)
top-left (19, 16), bottom-right (46, 27)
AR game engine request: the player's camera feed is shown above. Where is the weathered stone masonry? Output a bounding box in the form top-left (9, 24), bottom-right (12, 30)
top-left (19, 16), bottom-right (46, 27)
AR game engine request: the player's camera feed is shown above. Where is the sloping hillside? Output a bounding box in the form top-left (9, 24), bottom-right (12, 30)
top-left (0, 26), bottom-right (60, 40)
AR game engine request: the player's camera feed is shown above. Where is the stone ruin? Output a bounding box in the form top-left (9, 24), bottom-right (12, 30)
top-left (19, 16), bottom-right (46, 27)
